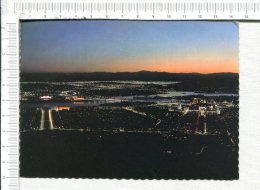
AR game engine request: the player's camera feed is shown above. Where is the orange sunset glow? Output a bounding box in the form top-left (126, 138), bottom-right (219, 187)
top-left (21, 21), bottom-right (238, 74)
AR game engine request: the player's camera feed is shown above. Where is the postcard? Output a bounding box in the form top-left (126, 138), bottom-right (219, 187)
top-left (19, 20), bottom-right (239, 180)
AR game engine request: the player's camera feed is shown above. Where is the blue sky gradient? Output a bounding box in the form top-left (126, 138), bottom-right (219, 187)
top-left (21, 21), bottom-right (238, 73)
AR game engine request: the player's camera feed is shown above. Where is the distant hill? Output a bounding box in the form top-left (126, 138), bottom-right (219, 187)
top-left (21, 71), bottom-right (238, 82)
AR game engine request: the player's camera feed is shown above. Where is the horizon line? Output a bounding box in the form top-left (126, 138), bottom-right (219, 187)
top-left (20, 70), bottom-right (239, 75)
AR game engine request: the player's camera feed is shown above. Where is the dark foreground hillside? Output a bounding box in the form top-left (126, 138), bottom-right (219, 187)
top-left (20, 131), bottom-right (238, 179)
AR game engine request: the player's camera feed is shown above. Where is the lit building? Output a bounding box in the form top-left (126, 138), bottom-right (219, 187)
top-left (66, 96), bottom-right (85, 101)
top-left (55, 107), bottom-right (71, 111)
top-left (39, 96), bottom-right (52, 101)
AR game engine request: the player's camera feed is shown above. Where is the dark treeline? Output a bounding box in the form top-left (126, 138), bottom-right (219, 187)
top-left (21, 71), bottom-right (238, 82)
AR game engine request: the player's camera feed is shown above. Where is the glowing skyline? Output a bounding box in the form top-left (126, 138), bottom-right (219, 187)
top-left (21, 21), bottom-right (238, 74)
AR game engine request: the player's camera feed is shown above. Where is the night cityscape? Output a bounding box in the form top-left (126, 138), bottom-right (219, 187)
top-left (20, 72), bottom-right (239, 179)
top-left (20, 21), bottom-right (239, 179)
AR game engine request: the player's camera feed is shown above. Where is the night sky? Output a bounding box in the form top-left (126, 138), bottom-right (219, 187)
top-left (21, 21), bottom-right (238, 73)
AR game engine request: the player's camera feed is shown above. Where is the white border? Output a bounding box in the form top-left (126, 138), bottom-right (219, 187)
top-left (1, 0), bottom-right (260, 190)
top-left (19, 23), bottom-right (260, 190)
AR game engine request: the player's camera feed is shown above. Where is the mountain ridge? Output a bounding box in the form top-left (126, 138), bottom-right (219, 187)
top-left (21, 71), bottom-right (238, 82)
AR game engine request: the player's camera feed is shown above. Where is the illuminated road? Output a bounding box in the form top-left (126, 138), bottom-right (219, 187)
top-left (48, 109), bottom-right (54, 129)
top-left (39, 108), bottom-right (54, 130)
top-left (122, 107), bottom-right (147, 116)
top-left (122, 106), bottom-right (156, 119)
top-left (39, 109), bottom-right (45, 130)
